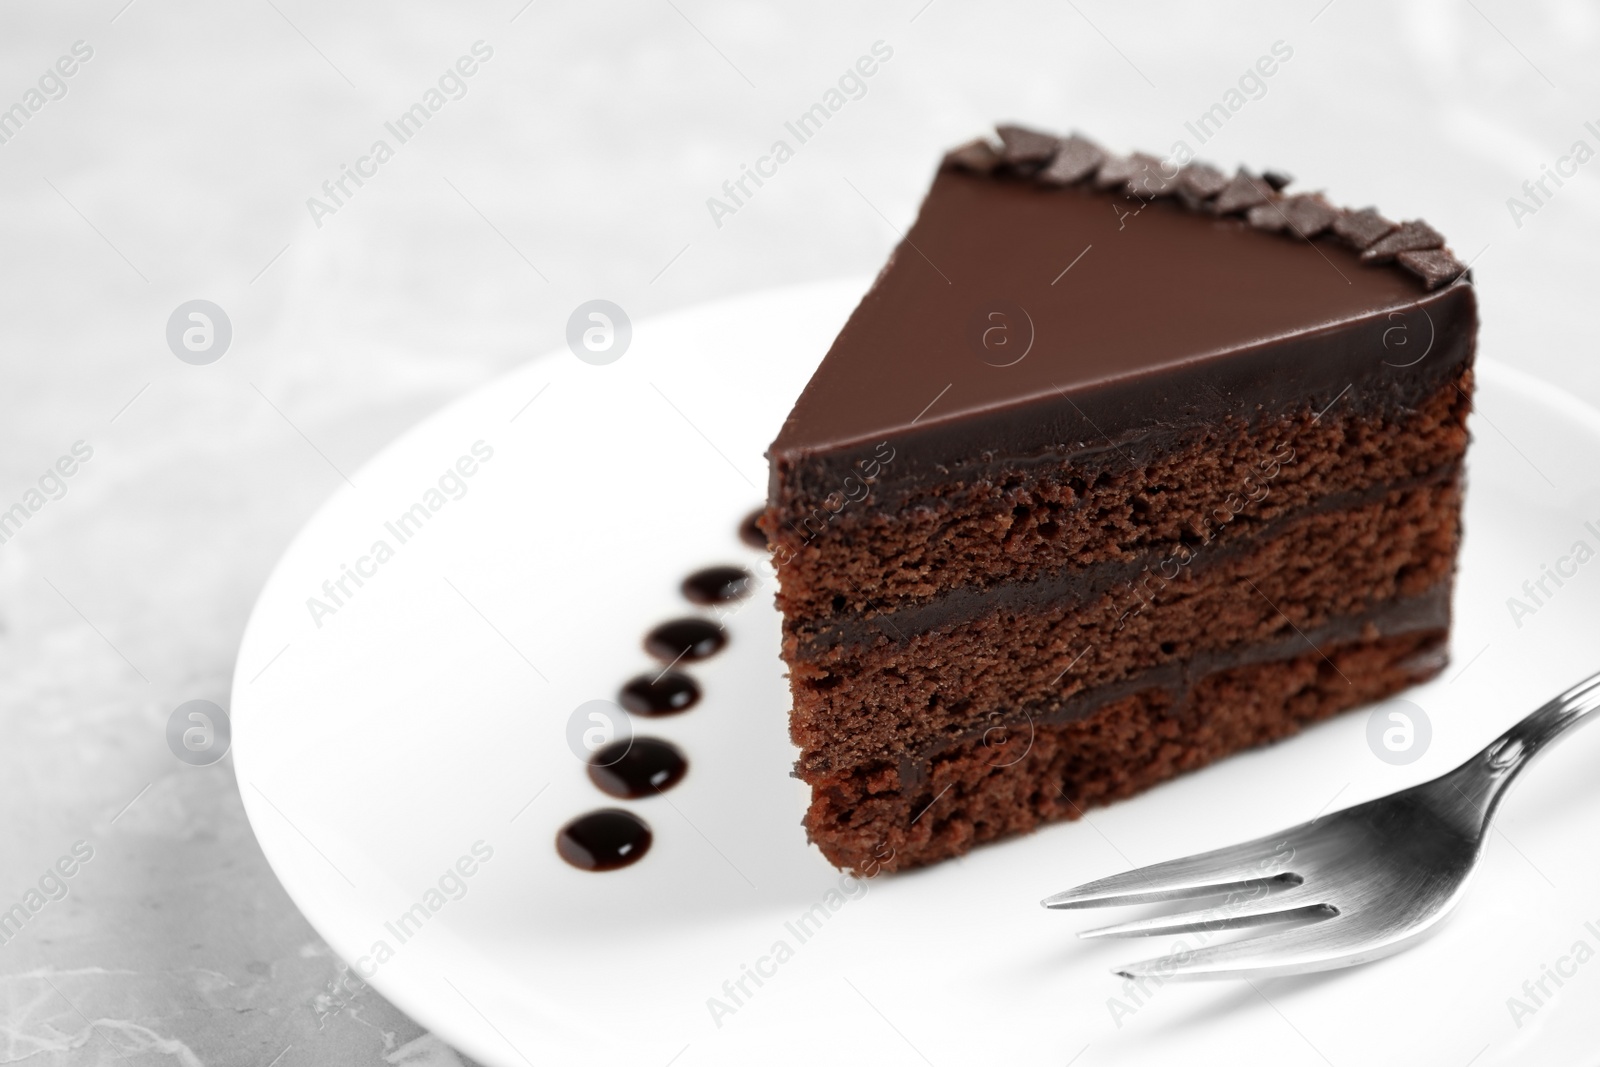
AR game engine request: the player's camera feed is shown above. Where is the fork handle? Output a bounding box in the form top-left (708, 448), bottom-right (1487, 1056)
top-left (1462, 668), bottom-right (1600, 819)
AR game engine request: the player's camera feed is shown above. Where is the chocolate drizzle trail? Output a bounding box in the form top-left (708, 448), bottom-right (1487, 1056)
top-left (557, 516), bottom-right (759, 871)
top-left (966, 124), bottom-right (1467, 290)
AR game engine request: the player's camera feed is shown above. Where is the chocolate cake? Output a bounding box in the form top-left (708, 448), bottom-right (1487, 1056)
top-left (762, 125), bottom-right (1476, 874)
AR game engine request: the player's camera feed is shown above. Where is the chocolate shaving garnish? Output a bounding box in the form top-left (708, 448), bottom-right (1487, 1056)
top-left (1037, 135), bottom-right (1105, 185)
top-left (1212, 170), bottom-right (1272, 214)
top-left (1280, 195), bottom-right (1339, 239)
top-left (944, 138), bottom-right (1002, 174)
top-left (1396, 249), bottom-right (1466, 290)
top-left (959, 126), bottom-right (1463, 287)
top-left (1331, 208), bottom-right (1397, 249)
top-left (1246, 202), bottom-right (1288, 231)
top-left (995, 124), bottom-right (1059, 167)
top-left (1361, 220), bottom-right (1445, 264)
top-left (1093, 154), bottom-right (1142, 191)
top-left (1126, 154), bottom-right (1178, 198)
top-left (1179, 162), bottom-right (1229, 200)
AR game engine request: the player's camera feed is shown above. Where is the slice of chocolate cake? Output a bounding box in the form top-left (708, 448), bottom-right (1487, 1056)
top-left (763, 125), bottom-right (1476, 874)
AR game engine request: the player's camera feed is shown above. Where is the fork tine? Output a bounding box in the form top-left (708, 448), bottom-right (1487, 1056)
top-left (1114, 919), bottom-right (1362, 981)
top-left (1041, 833), bottom-right (1299, 910)
top-left (1077, 891), bottom-right (1335, 940)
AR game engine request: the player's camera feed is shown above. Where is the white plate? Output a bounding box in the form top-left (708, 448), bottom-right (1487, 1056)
top-left (233, 279), bottom-right (1600, 1066)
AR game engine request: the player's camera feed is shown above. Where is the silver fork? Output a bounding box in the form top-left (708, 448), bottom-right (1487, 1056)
top-left (1041, 669), bottom-right (1600, 980)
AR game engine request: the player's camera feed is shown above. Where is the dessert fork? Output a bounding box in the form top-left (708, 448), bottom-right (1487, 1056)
top-left (1042, 668), bottom-right (1600, 979)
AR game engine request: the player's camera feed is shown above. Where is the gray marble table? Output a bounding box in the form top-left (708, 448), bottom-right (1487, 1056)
top-left (2, 1), bottom-right (1596, 1062)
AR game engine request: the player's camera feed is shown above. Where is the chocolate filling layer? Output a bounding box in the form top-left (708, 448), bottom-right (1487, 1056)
top-left (893, 581), bottom-right (1450, 788)
top-left (788, 479), bottom-right (1460, 779)
top-left (804, 627), bottom-right (1448, 874)
top-left (769, 366), bottom-right (1472, 622)
top-left (794, 461), bottom-right (1461, 654)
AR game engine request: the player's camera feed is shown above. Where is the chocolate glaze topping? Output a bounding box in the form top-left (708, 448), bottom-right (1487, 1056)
top-left (768, 125), bottom-right (1477, 506)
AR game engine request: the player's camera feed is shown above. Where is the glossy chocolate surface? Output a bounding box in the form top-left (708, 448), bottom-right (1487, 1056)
top-left (681, 565), bottom-right (754, 605)
top-left (769, 168), bottom-right (1476, 501)
top-left (587, 737), bottom-right (689, 798)
top-left (555, 809), bottom-right (652, 871)
top-left (643, 618), bottom-right (727, 663)
top-left (618, 670), bottom-right (700, 716)
top-left (738, 508), bottom-right (768, 548)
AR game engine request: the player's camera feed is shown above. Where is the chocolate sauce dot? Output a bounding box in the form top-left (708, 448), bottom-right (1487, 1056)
top-left (588, 737), bottom-right (688, 798)
top-left (644, 618), bottom-right (726, 663)
top-left (556, 809), bottom-right (652, 871)
top-left (738, 508), bottom-right (768, 549)
top-left (681, 565), bottom-right (754, 606)
top-left (619, 671), bottom-right (700, 716)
